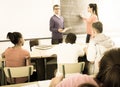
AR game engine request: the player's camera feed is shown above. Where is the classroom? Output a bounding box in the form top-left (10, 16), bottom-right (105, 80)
top-left (0, 0), bottom-right (120, 87)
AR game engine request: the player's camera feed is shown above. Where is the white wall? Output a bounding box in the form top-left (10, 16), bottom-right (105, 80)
top-left (98, 1), bottom-right (120, 32)
top-left (97, 0), bottom-right (120, 47)
top-left (0, 0), bottom-right (54, 40)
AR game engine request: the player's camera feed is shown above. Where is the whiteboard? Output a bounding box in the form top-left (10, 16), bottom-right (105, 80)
top-left (0, 0), bottom-right (53, 40)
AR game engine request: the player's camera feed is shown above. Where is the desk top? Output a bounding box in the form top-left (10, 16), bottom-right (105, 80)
top-left (0, 80), bottom-right (51, 87)
top-left (34, 45), bottom-right (54, 50)
top-left (30, 45), bottom-right (56, 58)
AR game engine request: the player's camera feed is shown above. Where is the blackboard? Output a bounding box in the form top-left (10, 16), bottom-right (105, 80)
top-left (60, 0), bottom-right (89, 34)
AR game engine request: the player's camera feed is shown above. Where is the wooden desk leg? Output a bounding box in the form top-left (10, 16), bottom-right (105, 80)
top-left (35, 58), bottom-right (45, 80)
top-left (44, 58), bottom-right (47, 80)
top-left (1, 61), bottom-right (6, 85)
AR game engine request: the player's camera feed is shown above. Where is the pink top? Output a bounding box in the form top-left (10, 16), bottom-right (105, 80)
top-left (3, 47), bottom-right (30, 83)
top-left (85, 15), bottom-right (98, 35)
top-left (56, 74), bottom-right (99, 87)
top-left (4, 47), bottom-right (30, 67)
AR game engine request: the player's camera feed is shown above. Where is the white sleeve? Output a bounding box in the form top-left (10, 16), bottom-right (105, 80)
top-left (78, 47), bottom-right (85, 56)
top-left (87, 43), bottom-right (96, 62)
top-left (75, 44), bottom-right (85, 56)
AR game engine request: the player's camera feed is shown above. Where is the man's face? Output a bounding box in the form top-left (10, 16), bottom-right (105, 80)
top-left (54, 6), bottom-right (60, 15)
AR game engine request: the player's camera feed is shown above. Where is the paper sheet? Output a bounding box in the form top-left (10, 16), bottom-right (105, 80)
top-left (61, 27), bottom-right (72, 33)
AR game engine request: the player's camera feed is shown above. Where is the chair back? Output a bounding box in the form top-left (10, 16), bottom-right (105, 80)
top-left (58, 62), bottom-right (85, 78)
top-left (4, 65), bottom-right (33, 83)
top-left (29, 39), bottom-right (39, 51)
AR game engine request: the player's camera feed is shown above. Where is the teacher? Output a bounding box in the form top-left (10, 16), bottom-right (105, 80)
top-left (49, 4), bottom-right (64, 44)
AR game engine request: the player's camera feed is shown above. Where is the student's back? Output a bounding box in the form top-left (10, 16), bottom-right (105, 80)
top-left (4, 47), bottom-right (30, 67)
top-left (52, 43), bottom-right (84, 64)
top-left (2, 32), bottom-right (30, 83)
top-left (47, 33), bottom-right (85, 64)
top-left (86, 21), bottom-right (114, 75)
top-left (47, 33), bottom-right (85, 76)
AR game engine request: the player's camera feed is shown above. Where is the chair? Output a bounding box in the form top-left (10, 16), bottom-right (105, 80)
top-left (4, 65), bottom-right (34, 84)
top-left (29, 39), bottom-right (39, 51)
top-left (29, 39), bottom-right (39, 77)
top-left (58, 62), bottom-right (85, 78)
top-left (0, 60), bottom-right (6, 85)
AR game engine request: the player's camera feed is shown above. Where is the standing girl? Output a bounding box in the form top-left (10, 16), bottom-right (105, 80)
top-left (82, 3), bottom-right (98, 43)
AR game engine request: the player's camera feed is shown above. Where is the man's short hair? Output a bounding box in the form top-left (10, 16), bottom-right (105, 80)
top-left (92, 21), bottom-right (103, 33)
top-left (65, 33), bottom-right (76, 44)
top-left (53, 4), bottom-right (59, 10)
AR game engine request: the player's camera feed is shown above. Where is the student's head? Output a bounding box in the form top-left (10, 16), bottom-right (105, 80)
top-left (96, 48), bottom-right (120, 87)
top-left (92, 21), bottom-right (103, 36)
top-left (78, 83), bottom-right (97, 87)
top-left (53, 4), bottom-right (60, 15)
top-left (7, 32), bottom-right (24, 46)
top-left (88, 3), bottom-right (98, 16)
top-left (65, 33), bottom-right (76, 44)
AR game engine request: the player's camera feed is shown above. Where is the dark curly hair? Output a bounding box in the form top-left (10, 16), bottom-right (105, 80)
top-left (65, 33), bottom-right (76, 44)
top-left (7, 32), bottom-right (22, 45)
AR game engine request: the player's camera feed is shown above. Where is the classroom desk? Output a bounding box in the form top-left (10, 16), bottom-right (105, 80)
top-left (30, 56), bottom-right (57, 80)
top-left (0, 80), bottom-right (51, 87)
top-left (30, 45), bottom-right (57, 80)
top-left (30, 44), bottom-right (87, 80)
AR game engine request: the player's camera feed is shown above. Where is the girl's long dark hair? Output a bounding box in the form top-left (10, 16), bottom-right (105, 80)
top-left (89, 3), bottom-right (98, 19)
top-left (96, 48), bottom-right (120, 87)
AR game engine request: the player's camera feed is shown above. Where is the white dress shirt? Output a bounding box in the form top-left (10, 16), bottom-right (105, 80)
top-left (47, 43), bottom-right (85, 64)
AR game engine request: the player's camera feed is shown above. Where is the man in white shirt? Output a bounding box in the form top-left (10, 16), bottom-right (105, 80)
top-left (47, 33), bottom-right (85, 76)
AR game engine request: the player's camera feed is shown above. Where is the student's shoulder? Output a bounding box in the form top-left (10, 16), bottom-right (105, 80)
top-left (21, 48), bottom-right (30, 53)
top-left (56, 43), bottom-right (67, 47)
top-left (5, 47), bottom-right (13, 50)
top-left (3, 47), bottom-right (12, 53)
top-left (72, 43), bottom-right (85, 48)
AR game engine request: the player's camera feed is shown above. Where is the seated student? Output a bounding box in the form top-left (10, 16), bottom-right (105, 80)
top-left (49, 48), bottom-right (120, 87)
top-left (2, 32), bottom-right (30, 84)
top-left (47, 33), bottom-right (85, 76)
top-left (86, 21), bottom-right (115, 75)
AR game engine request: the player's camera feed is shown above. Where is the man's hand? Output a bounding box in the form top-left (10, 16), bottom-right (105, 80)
top-left (58, 28), bottom-right (63, 33)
